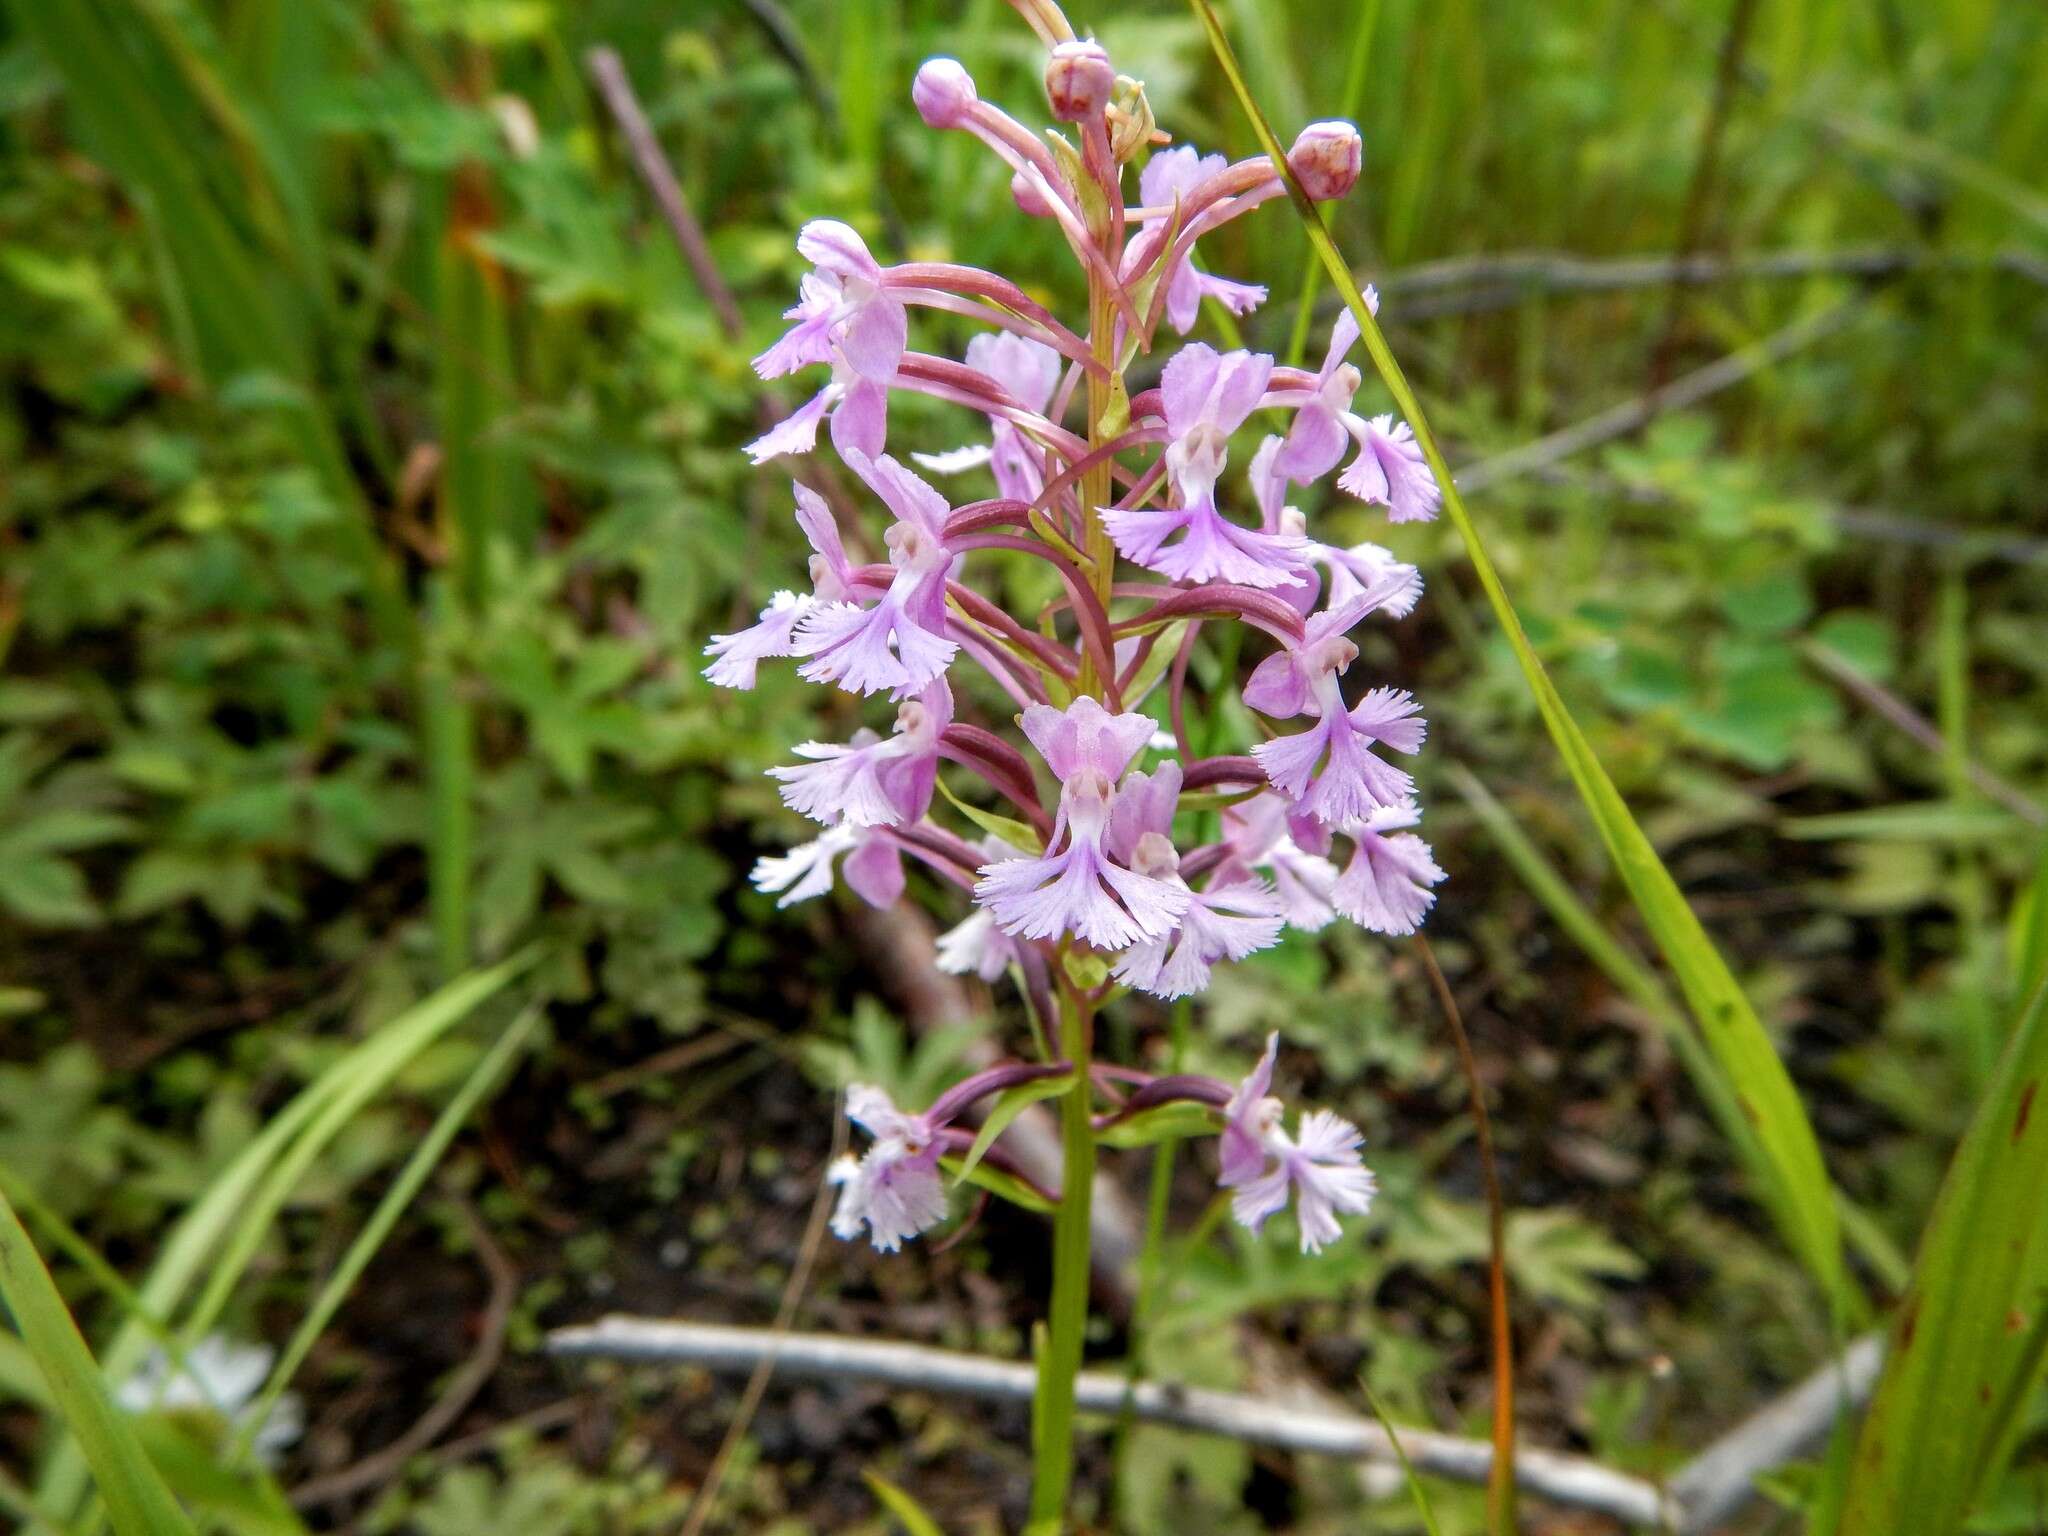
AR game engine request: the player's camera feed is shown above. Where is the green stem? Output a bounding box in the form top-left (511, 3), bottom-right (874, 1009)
top-left (1030, 980), bottom-right (1097, 1527)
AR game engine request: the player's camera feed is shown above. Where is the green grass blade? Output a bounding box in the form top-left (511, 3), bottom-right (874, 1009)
top-left (2015, 837), bottom-right (2048, 1001)
top-left (864, 1470), bottom-right (947, 1536)
top-left (1839, 976), bottom-right (2048, 1535)
top-left (1358, 1382), bottom-right (1446, 1536)
top-left (1188, 0), bottom-right (1847, 1314)
top-left (8, 0), bottom-right (414, 655)
top-left (0, 1192), bottom-right (199, 1536)
top-left (36, 950), bottom-right (536, 1516)
top-left (227, 1004), bottom-right (545, 1469)
top-left (421, 583), bottom-right (475, 979)
top-left (174, 961), bottom-right (536, 1357)
top-left (0, 1462), bottom-right (65, 1536)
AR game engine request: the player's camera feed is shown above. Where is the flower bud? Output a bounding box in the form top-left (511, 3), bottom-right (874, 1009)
top-left (1288, 120), bottom-right (1362, 201)
top-left (1010, 167), bottom-right (1055, 218)
top-left (1044, 40), bottom-right (1114, 124)
top-left (912, 57), bottom-right (978, 129)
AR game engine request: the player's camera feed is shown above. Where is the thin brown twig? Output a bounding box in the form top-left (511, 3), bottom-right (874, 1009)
top-left (1370, 245), bottom-right (2048, 308)
top-left (291, 1193), bottom-right (518, 1510)
top-left (579, 1029), bottom-right (745, 1102)
top-left (584, 47), bottom-right (743, 340)
top-left (1646, 0), bottom-right (1762, 387)
top-left (1801, 640), bottom-right (2046, 827)
top-left (1415, 936), bottom-right (1517, 1530)
top-left (1454, 297), bottom-right (1865, 494)
top-left (678, 1106), bottom-right (848, 1536)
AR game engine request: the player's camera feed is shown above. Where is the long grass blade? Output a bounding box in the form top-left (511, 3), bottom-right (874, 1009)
top-left (226, 1004), bottom-right (545, 1468)
top-left (8, 0), bottom-right (413, 654)
top-left (1839, 975), bottom-right (2048, 1536)
top-left (35, 951), bottom-right (536, 1516)
top-left (0, 1192), bottom-right (199, 1536)
top-left (1358, 1381), bottom-right (1446, 1536)
top-left (1187, 0), bottom-right (1848, 1316)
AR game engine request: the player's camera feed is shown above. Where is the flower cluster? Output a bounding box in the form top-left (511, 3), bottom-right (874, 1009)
top-left (713, 21), bottom-right (1443, 1257)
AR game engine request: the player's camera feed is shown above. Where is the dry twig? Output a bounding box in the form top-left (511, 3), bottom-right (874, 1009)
top-left (584, 48), bottom-right (743, 339)
top-left (1455, 298), bottom-right (1866, 494)
top-left (1803, 640), bottom-right (2046, 827)
top-left (292, 1196), bottom-right (517, 1510)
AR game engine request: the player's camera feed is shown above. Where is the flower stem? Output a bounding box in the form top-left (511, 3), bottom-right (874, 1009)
top-left (1030, 980), bottom-right (1097, 1527)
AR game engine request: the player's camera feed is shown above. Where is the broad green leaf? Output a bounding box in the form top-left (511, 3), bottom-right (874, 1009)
top-left (1191, 0), bottom-right (1846, 1312)
top-left (0, 856), bottom-right (97, 926)
top-left (954, 1072), bottom-right (1074, 1184)
top-left (1840, 977), bottom-right (2048, 1536)
top-left (0, 1191), bottom-right (199, 1536)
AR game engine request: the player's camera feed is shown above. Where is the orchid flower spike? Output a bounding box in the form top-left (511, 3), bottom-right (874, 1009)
top-left (734, 21), bottom-right (1441, 1261)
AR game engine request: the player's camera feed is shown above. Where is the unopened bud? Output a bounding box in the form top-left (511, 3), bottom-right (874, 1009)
top-left (912, 58), bottom-right (978, 129)
top-left (1010, 167), bottom-right (1055, 218)
top-left (1045, 40), bottom-right (1114, 123)
top-left (1288, 120), bottom-right (1362, 201)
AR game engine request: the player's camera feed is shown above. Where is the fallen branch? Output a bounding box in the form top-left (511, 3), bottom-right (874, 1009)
top-left (1455, 298), bottom-right (1865, 494)
top-left (1669, 1332), bottom-right (1884, 1532)
top-left (585, 47), bottom-right (744, 339)
top-left (1803, 640), bottom-right (2046, 827)
top-left (545, 1317), bottom-right (1670, 1525)
top-left (1374, 245), bottom-right (2048, 318)
top-left (547, 1316), bottom-right (1894, 1532)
